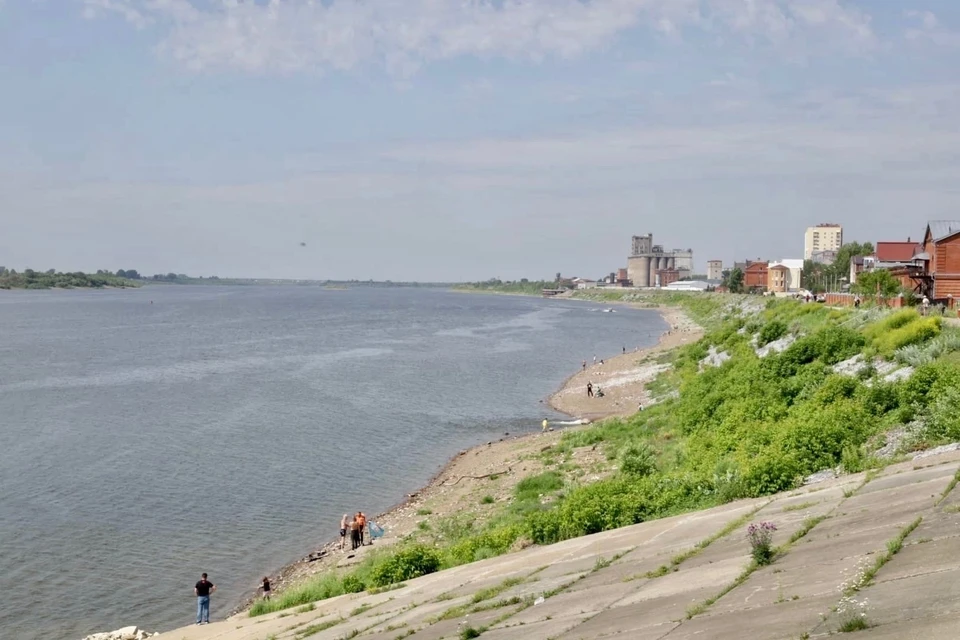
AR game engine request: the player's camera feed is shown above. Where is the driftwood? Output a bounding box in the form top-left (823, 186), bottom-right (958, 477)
top-left (440, 467), bottom-right (512, 486)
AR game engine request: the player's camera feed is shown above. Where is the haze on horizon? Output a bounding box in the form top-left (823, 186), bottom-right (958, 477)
top-left (1, 1), bottom-right (958, 282)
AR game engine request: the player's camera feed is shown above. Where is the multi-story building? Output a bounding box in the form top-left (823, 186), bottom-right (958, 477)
top-left (744, 260), bottom-right (769, 291)
top-left (804, 224), bottom-right (843, 261)
top-left (767, 259), bottom-right (803, 293)
top-left (707, 260), bottom-right (723, 281)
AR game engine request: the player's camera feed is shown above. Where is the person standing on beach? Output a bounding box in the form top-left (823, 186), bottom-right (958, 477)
top-left (587, 382), bottom-right (593, 398)
top-left (195, 573), bottom-right (215, 625)
top-left (582, 360), bottom-right (586, 371)
top-left (261, 576), bottom-right (272, 600)
top-left (593, 355), bottom-right (597, 364)
top-left (542, 418), bottom-right (549, 432)
top-left (357, 512), bottom-right (367, 546)
top-left (350, 516), bottom-right (361, 550)
top-left (340, 514), bottom-right (349, 550)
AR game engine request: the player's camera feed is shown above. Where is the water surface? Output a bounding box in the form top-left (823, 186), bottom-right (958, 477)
top-left (0, 286), bottom-right (664, 639)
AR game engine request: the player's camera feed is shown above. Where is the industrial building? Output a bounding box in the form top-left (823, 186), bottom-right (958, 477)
top-left (707, 260), bottom-right (723, 281)
top-left (626, 234), bottom-right (695, 288)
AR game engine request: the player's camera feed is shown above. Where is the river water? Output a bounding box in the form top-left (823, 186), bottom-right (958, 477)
top-left (0, 286), bottom-right (664, 639)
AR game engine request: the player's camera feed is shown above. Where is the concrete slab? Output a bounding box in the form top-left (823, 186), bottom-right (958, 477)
top-left (666, 594), bottom-right (837, 640)
top-left (556, 620), bottom-right (679, 640)
top-left (478, 613), bottom-right (595, 640)
top-left (847, 567), bottom-right (960, 627)
top-left (874, 536), bottom-right (960, 583)
top-left (846, 612), bottom-right (960, 639)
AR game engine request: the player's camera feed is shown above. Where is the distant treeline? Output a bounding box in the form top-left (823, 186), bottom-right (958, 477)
top-left (455, 279), bottom-right (557, 295)
top-left (0, 268), bottom-right (138, 290)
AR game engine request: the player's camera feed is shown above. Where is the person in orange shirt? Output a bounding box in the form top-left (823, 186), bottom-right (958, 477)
top-left (356, 512), bottom-right (367, 546)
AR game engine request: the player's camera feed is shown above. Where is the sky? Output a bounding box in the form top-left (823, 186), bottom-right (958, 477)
top-left (1, 1), bottom-right (959, 281)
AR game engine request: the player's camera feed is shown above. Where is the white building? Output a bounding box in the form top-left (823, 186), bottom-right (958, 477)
top-left (804, 224), bottom-right (843, 261)
top-left (663, 280), bottom-right (711, 292)
top-left (707, 260), bottom-right (723, 281)
top-left (768, 259), bottom-right (804, 292)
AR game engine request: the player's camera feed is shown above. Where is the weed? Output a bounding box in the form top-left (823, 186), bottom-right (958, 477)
top-left (788, 516), bottom-right (826, 545)
top-left (747, 522), bottom-right (777, 566)
top-left (782, 501), bottom-right (818, 513)
top-left (481, 495), bottom-right (495, 505)
top-left (296, 604), bottom-right (316, 614)
top-left (416, 508), bottom-right (433, 516)
top-left (296, 618), bottom-right (343, 638)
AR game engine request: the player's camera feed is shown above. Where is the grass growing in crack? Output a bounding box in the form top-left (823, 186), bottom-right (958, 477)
top-left (782, 501), bottom-right (818, 512)
top-left (350, 603), bottom-right (374, 616)
top-left (838, 617), bottom-right (870, 632)
top-left (788, 516), bottom-right (827, 545)
top-left (935, 470), bottom-right (960, 506)
top-left (295, 603), bottom-right (316, 614)
top-left (843, 516), bottom-right (923, 596)
top-left (295, 618), bottom-right (344, 638)
top-left (471, 577), bottom-right (524, 604)
top-left (459, 625), bottom-right (486, 639)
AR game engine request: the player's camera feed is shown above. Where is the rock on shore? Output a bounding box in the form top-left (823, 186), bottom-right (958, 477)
top-left (82, 626), bottom-right (158, 640)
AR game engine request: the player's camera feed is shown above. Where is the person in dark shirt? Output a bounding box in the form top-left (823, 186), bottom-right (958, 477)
top-left (194, 573), bottom-right (216, 624)
top-left (261, 576), bottom-right (271, 600)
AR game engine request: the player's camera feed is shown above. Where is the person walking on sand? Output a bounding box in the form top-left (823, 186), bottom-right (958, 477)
top-left (340, 514), bottom-right (349, 550)
top-left (195, 573), bottom-right (216, 625)
top-left (261, 576), bottom-right (272, 600)
top-left (357, 512), bottom-right (367, 546)
top-left (587, 382), bottom-right (593, 398)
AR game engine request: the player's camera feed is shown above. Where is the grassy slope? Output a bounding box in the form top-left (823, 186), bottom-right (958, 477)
top-left (251, 293), bottom-right (960, 616)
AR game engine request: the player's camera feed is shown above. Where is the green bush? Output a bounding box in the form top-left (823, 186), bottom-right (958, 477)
top-left (872, 317), bottom-right (940, 357)
top-left (619, 443), bottom-right (657, 477)
top-left (369, 544), bottom-right (442, 587)
top-left (758, 320), bottom-right (788, 346)
top-left (514, 471), bottom-right (563, 501)
top-left (446, 525), bottom-right (523, 566)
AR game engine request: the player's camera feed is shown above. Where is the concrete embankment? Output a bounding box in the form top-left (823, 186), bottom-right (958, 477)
top-left (154, 448), bottom-right (960, 640)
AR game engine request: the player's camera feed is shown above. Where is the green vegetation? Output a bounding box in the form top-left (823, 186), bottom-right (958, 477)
top-left (252, 296), bottom-right (960, 618)
top-left (455, 279), bottom-right (559, 295)
top-left (0, 268), bottom-right (139, 290)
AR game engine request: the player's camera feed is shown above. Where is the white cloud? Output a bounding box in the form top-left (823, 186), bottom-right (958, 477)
top-left (905, 9), bottom-right (960, 48)
top-left (81, 0), bottom-right (878, 76)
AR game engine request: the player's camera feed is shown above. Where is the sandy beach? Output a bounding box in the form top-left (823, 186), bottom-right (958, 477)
top-left (230, 302), bottom-right (703, 617)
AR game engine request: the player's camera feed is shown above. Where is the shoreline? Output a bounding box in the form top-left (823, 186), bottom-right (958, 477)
top-left (225, 302), bottom-right (704, 620)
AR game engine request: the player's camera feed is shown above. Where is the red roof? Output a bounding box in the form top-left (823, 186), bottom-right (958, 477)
top-left (875, 242), bottom-right (917, 263)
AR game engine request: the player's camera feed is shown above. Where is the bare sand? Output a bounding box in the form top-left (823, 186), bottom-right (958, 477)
top-left (231, 303), bottom-right (703, 616)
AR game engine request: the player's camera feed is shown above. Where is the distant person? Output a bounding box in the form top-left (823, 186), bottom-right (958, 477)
top-left (582, 360), bottom-right (586, 371)
top-left (340, 514), bottom-right (349, 550)
top-left (593, 355), bottom-right (597, 364)
top-left (622, 346), bottom-right (626, 354)
top-left (542, 418), bottom-right (549, 432)
top-left (195, 573), bottom-right (216, 625)
top-left (595, 386), bottom-right (604, 398)
top-left (854, 295), bottom-right (861, 309)
top-left (357, 512), bottom-right (367, 546)
top-left (599, 359), bottom-right (604, 366)
top-left (350, 516), bottom-right (361, 550)
top-left (638, 402), bottom-right (643, 411)
top-left (587, 382), bottom-right (594, 398)
top-left (261, 576), bottom-right (272, 600)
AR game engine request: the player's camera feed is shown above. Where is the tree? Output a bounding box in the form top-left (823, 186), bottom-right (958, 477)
top-left (832, 242), bottom-right (874, 279)
top-left (853, 269), bottom-right (900, 298)
top-left (724, 267), bottom-right (745, 293)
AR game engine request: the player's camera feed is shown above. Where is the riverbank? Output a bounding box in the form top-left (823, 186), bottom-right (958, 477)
top-left (228, 303), bottom-right (701, 618)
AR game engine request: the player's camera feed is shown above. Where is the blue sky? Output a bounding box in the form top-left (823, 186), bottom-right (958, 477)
top-left (1, 1), bottom-right (959, 280)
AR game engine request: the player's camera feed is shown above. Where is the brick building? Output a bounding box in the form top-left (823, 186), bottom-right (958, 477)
top-left (744, 261), bottom-right (769, 291)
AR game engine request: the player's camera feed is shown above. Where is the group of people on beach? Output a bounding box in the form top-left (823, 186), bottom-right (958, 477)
top-left (188, 510), bottom-right (381, 626)
top-left (341, 511), bottom-right (368, 550)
